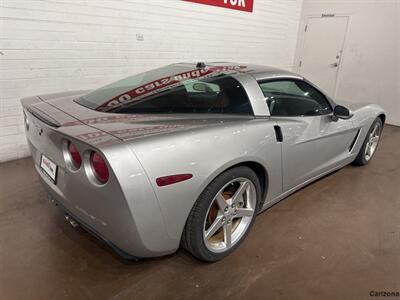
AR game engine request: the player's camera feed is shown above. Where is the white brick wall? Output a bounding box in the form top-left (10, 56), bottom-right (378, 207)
top-left (0, 0), bottom-right (303, 162)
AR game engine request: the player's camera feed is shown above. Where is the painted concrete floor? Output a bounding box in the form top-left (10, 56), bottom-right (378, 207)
top-left (0, 125), bottom-right (399, 300)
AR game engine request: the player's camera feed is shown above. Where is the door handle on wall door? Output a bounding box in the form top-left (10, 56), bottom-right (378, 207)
top-left (330, 62), bottom-right (339, 68)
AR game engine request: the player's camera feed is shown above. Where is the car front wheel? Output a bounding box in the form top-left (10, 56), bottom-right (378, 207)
top-left (181, 166), bottom-right (261, 262)
top-left (353, 117), bottom-right (383, 165)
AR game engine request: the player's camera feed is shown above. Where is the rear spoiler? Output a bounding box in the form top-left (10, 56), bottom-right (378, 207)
top-left (25, 105), bottom-right (61, 128)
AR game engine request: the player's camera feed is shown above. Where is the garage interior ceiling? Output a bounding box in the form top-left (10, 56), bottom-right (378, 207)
top-left (0, 0), bottom-right (399, 163)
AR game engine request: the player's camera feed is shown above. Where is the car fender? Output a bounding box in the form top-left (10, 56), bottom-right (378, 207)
top-left (128, 119), bottom-right (282, 247)
top-left (339, 102), bottom-right (385, 155)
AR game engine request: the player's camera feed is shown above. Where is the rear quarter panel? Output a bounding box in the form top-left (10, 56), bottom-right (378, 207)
top-left (126, 118), bottom-right (282, 242)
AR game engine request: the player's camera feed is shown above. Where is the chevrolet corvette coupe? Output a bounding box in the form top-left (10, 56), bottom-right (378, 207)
top-left (22, 63), bottom-right (385, 261)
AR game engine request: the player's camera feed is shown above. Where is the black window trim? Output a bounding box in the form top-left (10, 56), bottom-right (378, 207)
top-left (257, 77), bottom-right (336, 117)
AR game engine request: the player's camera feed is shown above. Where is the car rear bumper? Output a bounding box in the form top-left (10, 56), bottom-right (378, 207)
top-left (33, 156), bottom-right (177, 258)
top-left (22, 97), bottom-right (180, 258)
top-left (50, 193), bottom-right (140, 261)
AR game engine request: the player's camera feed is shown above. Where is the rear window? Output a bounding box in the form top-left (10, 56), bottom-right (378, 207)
top-left (76, 65), bottom-right (253, 115)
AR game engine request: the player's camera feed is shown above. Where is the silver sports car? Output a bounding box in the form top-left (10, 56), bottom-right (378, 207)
top-left (21, 63), bottom-right (385, 261)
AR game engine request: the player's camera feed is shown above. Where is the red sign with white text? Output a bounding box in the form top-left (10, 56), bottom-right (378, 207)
top-left (183, 0), bottom-right (254, 13)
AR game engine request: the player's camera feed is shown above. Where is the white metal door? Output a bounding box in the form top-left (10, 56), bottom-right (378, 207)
top-left (298, 16), bottom-right (349, 96)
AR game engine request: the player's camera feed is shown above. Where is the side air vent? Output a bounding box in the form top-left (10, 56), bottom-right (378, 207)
top-left (274, 125), bottom-right (283, 142)
top-left (349, 129), bottom-right (361, 152)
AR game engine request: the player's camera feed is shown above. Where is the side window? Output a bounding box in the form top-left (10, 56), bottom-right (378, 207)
top-left (258, 80), bottom-right (332, 116)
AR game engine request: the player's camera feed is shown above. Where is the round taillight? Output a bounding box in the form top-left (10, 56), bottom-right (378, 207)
top-left (90, 152), bottom-right (109, 184)
top-left (68, 142), bottom-right (81, 169)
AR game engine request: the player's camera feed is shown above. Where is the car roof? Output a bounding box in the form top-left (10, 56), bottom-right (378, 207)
top-left (174, 62), bottom-right (303, 81)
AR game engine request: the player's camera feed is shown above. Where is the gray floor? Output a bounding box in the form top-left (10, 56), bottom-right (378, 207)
top-left (0, 125), bottom-right (399, 300)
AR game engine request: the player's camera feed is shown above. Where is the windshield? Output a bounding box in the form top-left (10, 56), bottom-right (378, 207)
top-left (75, 64), bottom-right (253, 115)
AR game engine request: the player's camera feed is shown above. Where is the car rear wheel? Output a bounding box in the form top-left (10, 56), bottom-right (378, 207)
top-left (353, 118), bottom-right (383, 166)
top-left (181, 166), bottom-right (261, 262)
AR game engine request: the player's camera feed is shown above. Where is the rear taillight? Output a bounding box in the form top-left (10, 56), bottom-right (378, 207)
top-left (68, 142), bottom-right (81, 169)
top-left (90, 151), bottom-right (109, 184)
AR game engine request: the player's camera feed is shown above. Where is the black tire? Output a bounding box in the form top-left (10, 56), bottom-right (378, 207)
top-left (352, 117), bottom-right (383, 166)
top-left (181, 166), bottom-right (262, 262)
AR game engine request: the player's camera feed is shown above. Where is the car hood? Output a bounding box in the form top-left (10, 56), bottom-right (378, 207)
top-left (335, 100), bottom-right (371, 111)
top-left (37, 90), bottom-right (251, 141)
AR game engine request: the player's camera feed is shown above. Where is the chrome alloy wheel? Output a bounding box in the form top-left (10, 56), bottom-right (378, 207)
top-left (365, 122), bottom-right (381, 161)
top-left (203, 178), bottom-right (257, 253)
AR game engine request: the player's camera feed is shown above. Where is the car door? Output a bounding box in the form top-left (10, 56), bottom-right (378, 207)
top-left (258, 79), bottom-right (357, 192)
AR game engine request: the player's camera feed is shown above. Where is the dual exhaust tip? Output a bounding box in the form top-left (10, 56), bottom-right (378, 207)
top-left (65, 214), bottom-right (79, 228)
top-left (50, 197), bottom-right (79, 228)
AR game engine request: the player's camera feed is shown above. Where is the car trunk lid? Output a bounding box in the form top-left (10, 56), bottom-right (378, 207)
top-left (21, 95), bottom-right (121, 168)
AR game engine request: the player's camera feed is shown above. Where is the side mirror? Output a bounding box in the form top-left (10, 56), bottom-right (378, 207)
top-left (332, 105), bottom-right (353, 121)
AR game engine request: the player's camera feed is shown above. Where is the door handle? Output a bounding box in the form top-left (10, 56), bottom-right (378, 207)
top-left (274, 125), bottom-right (283, 142)
top-left (330, 62), bottom-right (339, 68)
